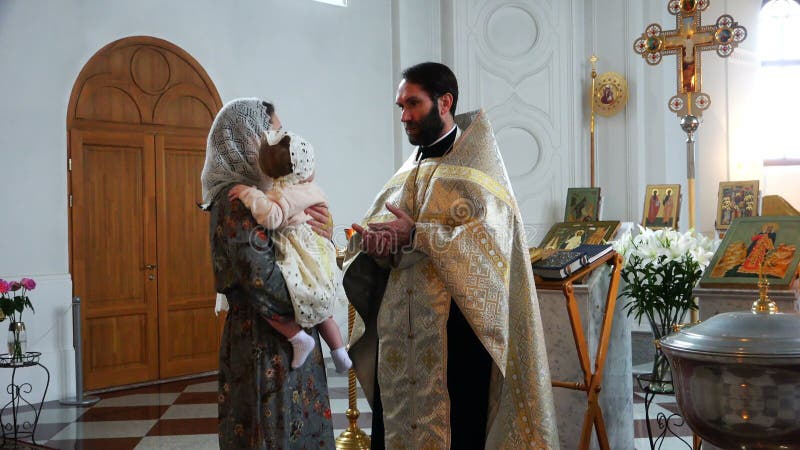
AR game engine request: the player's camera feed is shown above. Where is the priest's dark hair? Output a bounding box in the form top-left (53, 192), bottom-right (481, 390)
top-left (401, 62), bottom-right (459, 118)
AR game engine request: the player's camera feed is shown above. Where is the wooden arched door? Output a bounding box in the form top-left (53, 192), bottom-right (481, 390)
top-left (67, 36), bottom-right (222, 390)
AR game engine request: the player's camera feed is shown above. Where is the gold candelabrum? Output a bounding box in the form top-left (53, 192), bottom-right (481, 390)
top-left (335, 236), bottom-right (371, 450)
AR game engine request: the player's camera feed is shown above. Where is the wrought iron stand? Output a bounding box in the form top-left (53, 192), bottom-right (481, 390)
top-left (0, 352), bottom-right (50, 445)
top-left (636, 373), bottom-right (698, 450)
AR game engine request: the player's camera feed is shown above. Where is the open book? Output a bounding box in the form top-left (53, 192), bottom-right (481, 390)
top-left (532, 244), bottom-right (613, 279)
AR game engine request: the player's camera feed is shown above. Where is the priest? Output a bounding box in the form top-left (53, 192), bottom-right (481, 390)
top-left (343, 62), bottom-right (559, 449)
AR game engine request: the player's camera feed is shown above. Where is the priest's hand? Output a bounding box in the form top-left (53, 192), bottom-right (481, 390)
top-left (351, 223), bottom-right (392, 259)
top-left (367, 203), bottom-right (415, 251)
top-left (306, 204), bottom-right (333, 240)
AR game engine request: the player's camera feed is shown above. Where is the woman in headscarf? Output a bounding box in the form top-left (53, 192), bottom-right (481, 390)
top-left (201, 98), bottom-right (335, 449)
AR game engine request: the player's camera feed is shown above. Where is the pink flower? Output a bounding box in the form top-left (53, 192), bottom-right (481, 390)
top-left (0, 280), bottom-right (8, 294)
top-left (20, 278), bottom-right (36, 291)
top-left (8, 282), bottom-right (20, 292)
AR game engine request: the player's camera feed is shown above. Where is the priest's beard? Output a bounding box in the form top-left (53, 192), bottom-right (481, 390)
top-left (405, 102), bottom-right (445, 146)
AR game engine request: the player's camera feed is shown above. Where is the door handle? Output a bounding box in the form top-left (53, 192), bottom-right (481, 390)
top-left (143, 264), bottom-right (157, 270)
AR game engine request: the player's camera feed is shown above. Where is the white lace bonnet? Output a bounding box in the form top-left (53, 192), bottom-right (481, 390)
top-left (262, 129), bottom-right (315, 184)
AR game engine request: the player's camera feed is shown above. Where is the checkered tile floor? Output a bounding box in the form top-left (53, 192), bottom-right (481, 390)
top-left (4, 360), bottom-right (696, 449)
top-left (2, 360), bottom-right (370, 450)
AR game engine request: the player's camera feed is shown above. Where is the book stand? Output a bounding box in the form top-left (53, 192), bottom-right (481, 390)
top-left (534, 250), bottom-right (623, 450)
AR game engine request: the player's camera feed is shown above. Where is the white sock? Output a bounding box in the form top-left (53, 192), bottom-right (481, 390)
top-left (331, 347), bottom-right (352, 373)
top-left (288, 330), bottom-right (315, 369)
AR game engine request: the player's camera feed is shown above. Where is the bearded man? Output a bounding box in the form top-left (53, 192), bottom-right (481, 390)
top-left (343, 62), bottom-right (559, 449)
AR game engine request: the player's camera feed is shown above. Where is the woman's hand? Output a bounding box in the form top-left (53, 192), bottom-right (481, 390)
top-left (228, 184), bottom-right (249, 202)
top-left (306, 204), bottom-right (333, 240)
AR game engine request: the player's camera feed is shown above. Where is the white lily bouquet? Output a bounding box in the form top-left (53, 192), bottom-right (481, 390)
top-left (613, 226), bottom-right (719, 389)
top-left (613, 226), bottom-right (719, 338)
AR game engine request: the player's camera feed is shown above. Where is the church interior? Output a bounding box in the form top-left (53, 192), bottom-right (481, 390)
top-left (1, 0), bottom-right (798, 449)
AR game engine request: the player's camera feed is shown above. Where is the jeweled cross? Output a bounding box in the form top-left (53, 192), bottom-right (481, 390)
top-left (634, 0), bottom-right (747, 116)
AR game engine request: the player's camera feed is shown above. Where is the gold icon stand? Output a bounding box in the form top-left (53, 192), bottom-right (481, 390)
top-left (534, 251), bottom-right (622, 450)
top-left (589, 55), bottom-right (628, 188)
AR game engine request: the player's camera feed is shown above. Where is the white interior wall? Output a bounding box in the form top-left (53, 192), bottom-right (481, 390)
top-left (391, 0), bottom-right (442, 165)
top-left (588, 1), bottom-right (647, 223)
top-left (0, 0), bottom-right (395, 400)
top-left (447, 0), bottom-right (586, 246)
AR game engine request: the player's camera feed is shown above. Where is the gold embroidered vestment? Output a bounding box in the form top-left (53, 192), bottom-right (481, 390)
top-left (343, 110), bottom-right (559, 449)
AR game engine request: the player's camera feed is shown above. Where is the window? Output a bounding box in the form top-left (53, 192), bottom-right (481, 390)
top-left (312, 0), bottom-right (347, 6)
top-left (758, 0), bottom-right (800, 164)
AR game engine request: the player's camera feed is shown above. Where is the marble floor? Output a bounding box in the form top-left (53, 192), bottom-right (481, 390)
top-left (4, 360), bottom-right (697, 450)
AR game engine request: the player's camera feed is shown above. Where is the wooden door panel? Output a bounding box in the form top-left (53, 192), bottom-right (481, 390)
top-left (163, 307), bottom-right (219, 373)
top-left (71, 130), bottom-right (158, 390)
top-left (82, 144), bottom-right (146, 305)
top-left (86, 314), bottom-right (149, 378)
top-left (156, 134), bottom-right (219, 378)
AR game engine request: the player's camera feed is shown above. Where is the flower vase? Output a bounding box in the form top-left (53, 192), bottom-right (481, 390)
top-left (647, 316), bottom-right (674, 394)
top-left (7, 322), bottom-right (26, 362)
top-left (649, 348), bottom-right (673, 393)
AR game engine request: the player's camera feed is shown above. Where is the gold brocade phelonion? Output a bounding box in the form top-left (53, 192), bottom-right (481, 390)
top-left (342, 110), bottom-right (559, 449)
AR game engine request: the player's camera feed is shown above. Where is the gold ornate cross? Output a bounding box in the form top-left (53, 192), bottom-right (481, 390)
top-left (634, 0), bottom-right (747, 116)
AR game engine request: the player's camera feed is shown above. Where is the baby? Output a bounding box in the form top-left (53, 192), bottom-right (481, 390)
top-left (228, 129), bottom-right (352, 373)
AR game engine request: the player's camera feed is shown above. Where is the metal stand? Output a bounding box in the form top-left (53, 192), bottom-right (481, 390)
top-left (680, 115), bottom-right (701, 325)
top-left (590, 55), bottom-right (598, 188)
top-left (335, 304), bottom-right (370, 450)
top-left (0, 352), bottom-right (50, 445)
top-left (335, 245), bottom-right (370, 450)
top-left (636, 373), bottom-right (697, 450)
top-left (59, 297), bottom-right (99, 406)
top-left (680, 114), bottom-right (699, 231)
